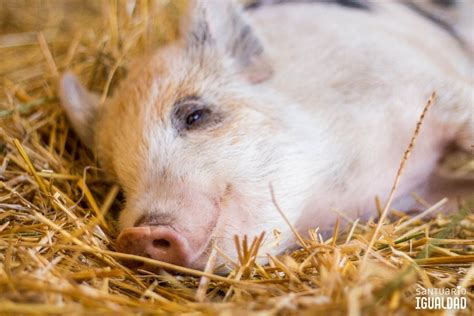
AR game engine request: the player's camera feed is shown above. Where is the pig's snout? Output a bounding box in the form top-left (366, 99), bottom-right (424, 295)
top-left (116, 226), bottom-right (191, 268)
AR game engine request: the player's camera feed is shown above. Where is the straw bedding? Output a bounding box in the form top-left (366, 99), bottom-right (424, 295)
top-left (0, 1), bottom-right (472, 315)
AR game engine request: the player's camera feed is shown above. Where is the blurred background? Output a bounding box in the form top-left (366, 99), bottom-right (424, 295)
top-left (0, 0), bottom-right (187, 101)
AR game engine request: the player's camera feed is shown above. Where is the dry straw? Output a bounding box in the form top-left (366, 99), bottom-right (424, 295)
top-left (0, 1), bottom-right (473, 315)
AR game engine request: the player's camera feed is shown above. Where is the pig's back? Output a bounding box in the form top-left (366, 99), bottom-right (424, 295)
top-left (246, 2), bottom-right (473, 217)
top-left (247, 1), bottom-right (472, 114)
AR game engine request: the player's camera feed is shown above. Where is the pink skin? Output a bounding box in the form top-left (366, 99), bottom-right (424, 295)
top-left (116, 226), bottom-right (192, 268)
top-left (116, 188), bottom-right (225, 269)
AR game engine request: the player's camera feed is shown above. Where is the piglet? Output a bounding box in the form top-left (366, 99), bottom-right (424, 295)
top-left (59, 0), bottom-right (472, 270)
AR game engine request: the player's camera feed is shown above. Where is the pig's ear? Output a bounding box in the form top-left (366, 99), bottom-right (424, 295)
top-left (58, 73), bottom-right (100, 149)
top-left (184, 0), bottom-right (273, 83)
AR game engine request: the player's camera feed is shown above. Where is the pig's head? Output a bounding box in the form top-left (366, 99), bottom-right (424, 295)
top-left (59, 0), bottom-right (314, 270)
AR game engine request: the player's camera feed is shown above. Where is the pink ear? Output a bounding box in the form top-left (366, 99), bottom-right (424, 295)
top-left (184, 0), bottom-right (274, 84)
top-left (241, 55), bottom-right (274, 84)
top-left (58, 72), bottom-right (100, 148)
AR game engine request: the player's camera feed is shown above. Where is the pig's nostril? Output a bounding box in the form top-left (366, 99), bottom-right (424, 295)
top-left (118, 227), bottom-right (190, 266)
top-left (152, 238), bottom-right (171, 249)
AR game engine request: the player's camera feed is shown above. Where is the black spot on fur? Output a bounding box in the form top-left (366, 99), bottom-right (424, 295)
top-left (405, 2), bottom-right (461, 43)
top-left (334, 0), bottom-right (370, 10)
top-left (245, 0), bottom-right (370, 11)
top-left (189, 20), bottom-right (212, 47)
top-left (432, 0), bottom-right (456, 8)
top-left (187, 1), bottom-right (268, 77)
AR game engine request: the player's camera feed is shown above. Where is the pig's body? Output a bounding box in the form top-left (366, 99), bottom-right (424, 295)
top-left (246, 1), bottom-right (473, 233)
top-left (59, 0), bottom-right (473, 270)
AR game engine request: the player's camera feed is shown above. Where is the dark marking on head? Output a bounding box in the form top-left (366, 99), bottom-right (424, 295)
top-left (405, 2), bottom-right (462, 44)
top-left (220, 2), bottom-right (269, 77)
top-left (231, 22), bottom-right (265, 71)
top-left (245, 0), bottom-right (371, 11)
top-left (185, 1), bottom-right (272, 83)
top-left (186, 6), bottom-right (215, 50)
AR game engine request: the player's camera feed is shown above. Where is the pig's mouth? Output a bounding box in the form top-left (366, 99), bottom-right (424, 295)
top-left (183, 199), bottom-right (223, 270)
